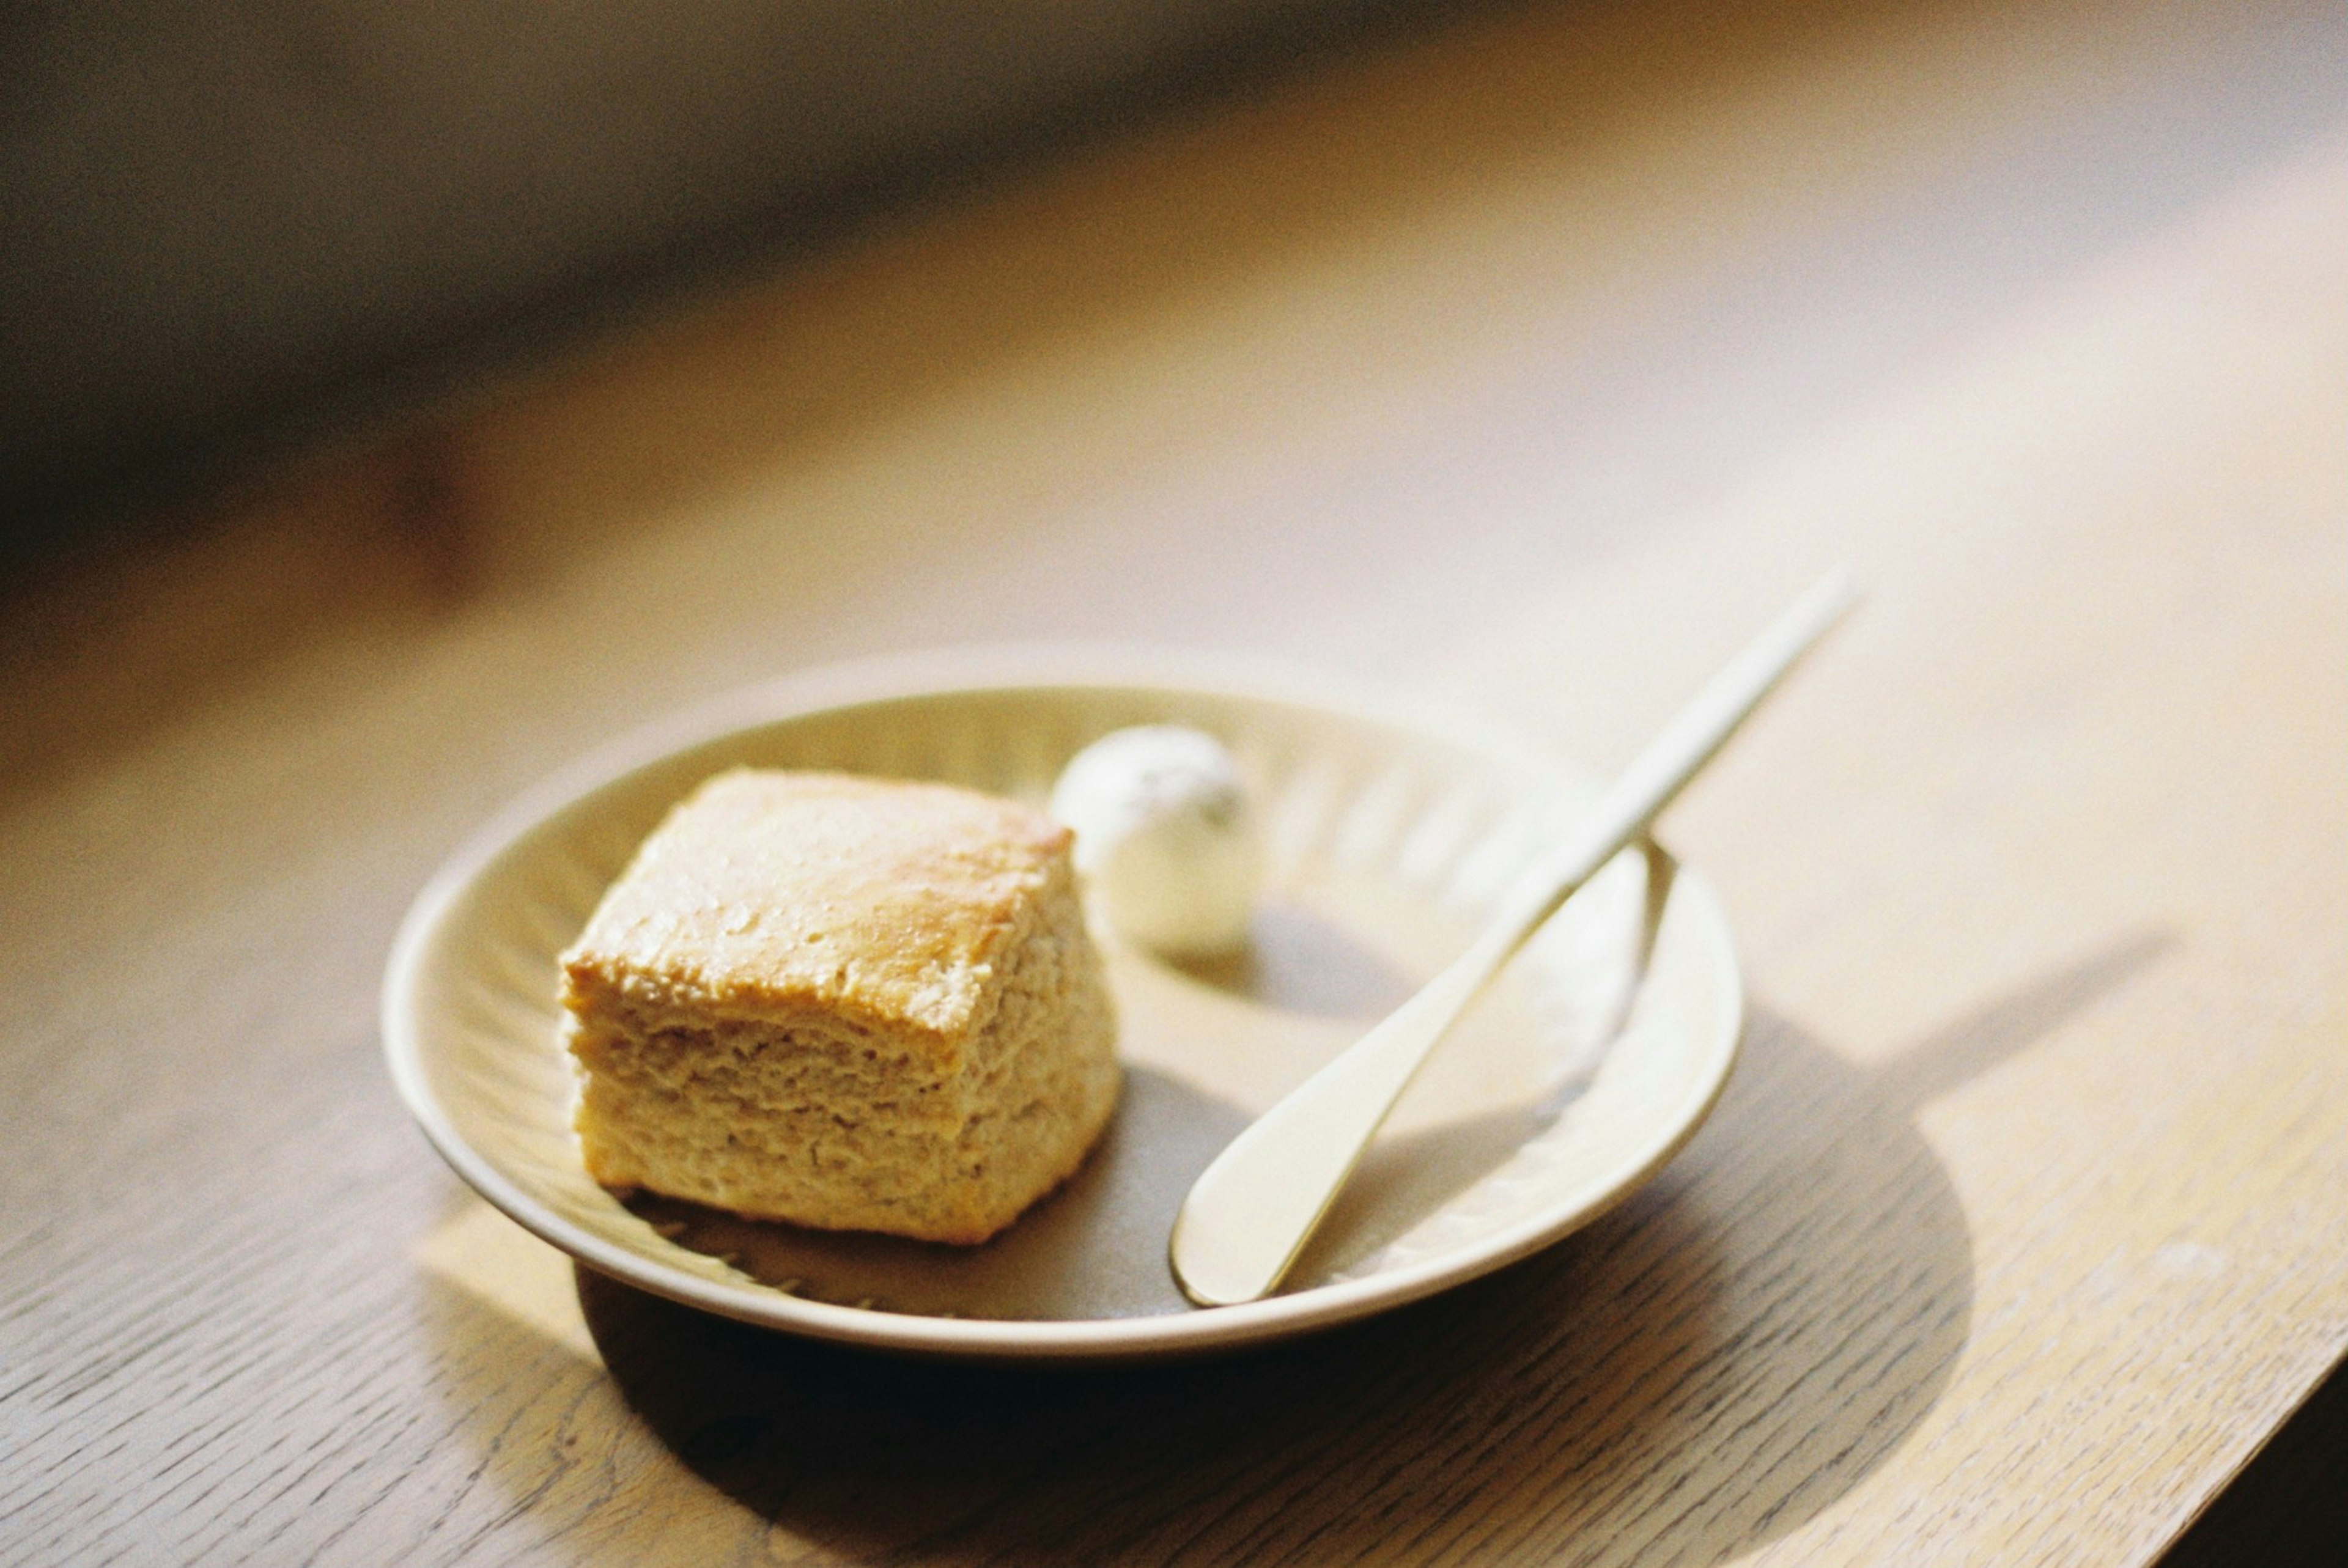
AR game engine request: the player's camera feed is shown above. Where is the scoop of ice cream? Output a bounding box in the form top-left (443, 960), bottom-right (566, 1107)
top-left (1049, 724), bottom-right (1262, 956)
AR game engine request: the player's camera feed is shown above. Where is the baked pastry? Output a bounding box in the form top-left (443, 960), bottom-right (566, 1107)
top-left (559, 768), bottom-right (1120, 1244)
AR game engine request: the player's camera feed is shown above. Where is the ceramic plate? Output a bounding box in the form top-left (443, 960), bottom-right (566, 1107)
top-left (382, 649), bottom-right (1741, 1362)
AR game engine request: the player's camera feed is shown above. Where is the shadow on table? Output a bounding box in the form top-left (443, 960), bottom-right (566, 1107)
top-left (574, 930), bottom-right (2169, 1565)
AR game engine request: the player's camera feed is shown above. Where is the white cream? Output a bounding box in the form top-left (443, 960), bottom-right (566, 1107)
top-left (1049, 724), bottom-right (1263, 956)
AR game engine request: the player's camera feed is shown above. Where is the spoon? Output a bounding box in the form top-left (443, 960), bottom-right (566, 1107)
top-left (1168, 570), bottom-right (1858, 1306)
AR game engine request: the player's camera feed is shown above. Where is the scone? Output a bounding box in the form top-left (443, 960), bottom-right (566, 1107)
top-left (559, 768), bottom-right (1120, 1245)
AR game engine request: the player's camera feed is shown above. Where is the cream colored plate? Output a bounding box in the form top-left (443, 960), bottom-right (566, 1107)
top-left (382, 649), bottom-right (1741, 1362)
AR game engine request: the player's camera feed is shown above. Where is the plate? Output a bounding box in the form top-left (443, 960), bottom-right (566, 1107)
top-left (382, 648), bottom-right (1741, 1361)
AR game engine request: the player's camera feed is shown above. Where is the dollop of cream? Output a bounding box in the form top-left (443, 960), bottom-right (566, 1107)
top-left (1049, 725), bottom-right (1262, 956)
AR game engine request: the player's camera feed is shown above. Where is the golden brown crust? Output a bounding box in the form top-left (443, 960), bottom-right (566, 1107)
top-left (560, 767), bottom-right (1119, 1244)
top-left (561, 769), bottom-right (1072, 1050)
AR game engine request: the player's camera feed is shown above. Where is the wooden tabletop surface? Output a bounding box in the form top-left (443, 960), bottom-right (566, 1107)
top-left (4, 0), bottom-right (2342, 1561)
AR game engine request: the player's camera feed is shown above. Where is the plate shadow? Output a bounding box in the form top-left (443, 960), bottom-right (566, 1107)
top-left (568, 930), bottom-right (2169, 1564)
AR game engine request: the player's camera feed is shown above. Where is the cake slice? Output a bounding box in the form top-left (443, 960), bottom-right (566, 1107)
top-left (559, 768), bottom-right (1120, 1244)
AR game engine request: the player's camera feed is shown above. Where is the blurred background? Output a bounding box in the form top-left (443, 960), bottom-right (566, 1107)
top-left (3, 0), bottom-right (1425, 539)
top-left (10, 0), bottom-right (2340, 546)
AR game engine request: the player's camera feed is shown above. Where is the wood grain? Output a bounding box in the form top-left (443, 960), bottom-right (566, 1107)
top-left (3, 0), bottom-right (2342, 1561)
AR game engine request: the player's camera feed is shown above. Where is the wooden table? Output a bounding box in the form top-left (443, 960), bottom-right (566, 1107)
top-left (5, 0), bottom-right (2342, 1561)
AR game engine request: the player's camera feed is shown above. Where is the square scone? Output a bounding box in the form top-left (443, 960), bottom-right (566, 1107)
top-left (559, 768), bottom-right (1121, 1245)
